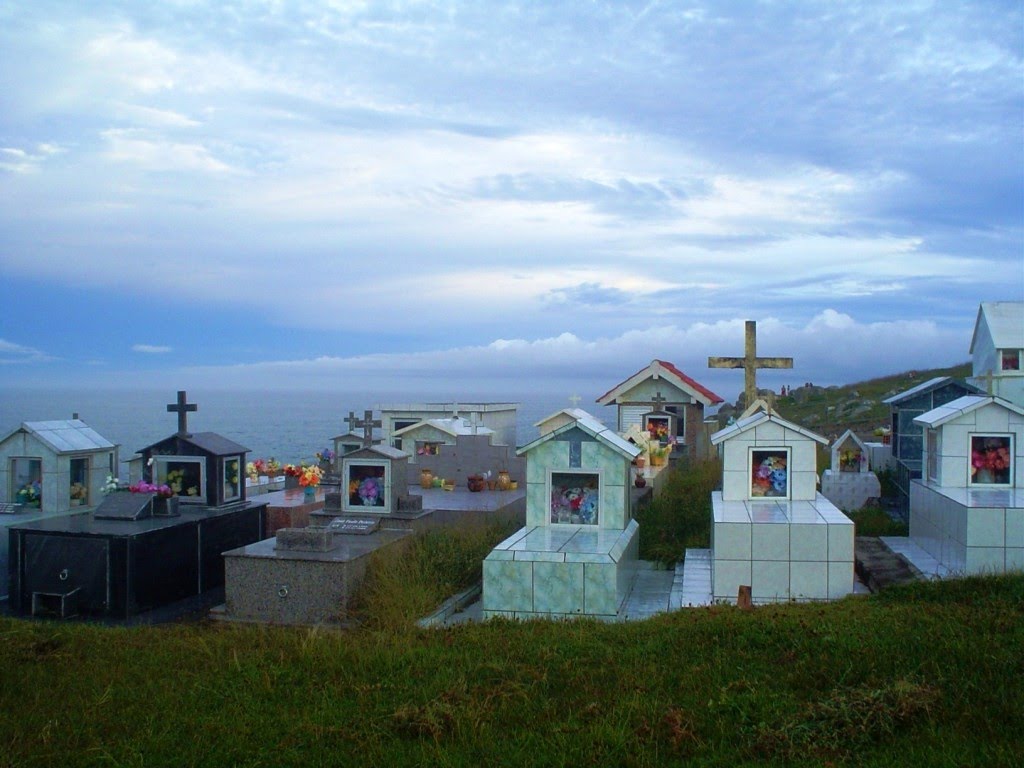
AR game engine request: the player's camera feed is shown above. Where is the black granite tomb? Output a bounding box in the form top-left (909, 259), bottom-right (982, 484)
top-left (6, 391), bottom-right (268, 620)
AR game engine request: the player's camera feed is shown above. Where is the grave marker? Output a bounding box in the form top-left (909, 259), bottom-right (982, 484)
top-left (708, 321), bottom-right (793, 407)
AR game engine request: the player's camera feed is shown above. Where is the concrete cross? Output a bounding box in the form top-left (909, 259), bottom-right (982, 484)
top-left (469, 411), bottom-right (482, 435)
top-left (708, 320), bottom-right (793, 407)
top-left (167, 391), bottom-right (197, 436)
top-left (346, 410), bottom-right (382, 447)
top-left (568, 393), bottom-right (582, 407)
top-left (649, 391), bottom-right (667, 412)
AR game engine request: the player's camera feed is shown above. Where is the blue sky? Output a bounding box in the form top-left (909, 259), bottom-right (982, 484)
top-left (1, 1), bottom-right (1021, 400)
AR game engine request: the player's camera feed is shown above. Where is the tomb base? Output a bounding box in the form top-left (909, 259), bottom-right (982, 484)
top-left (711, 492), bottom-right (854, 603)
top-left (482, 520), bottom-right (640, 620)
top-left (909, 480), bottom-right (1024, 575)
top-left (820, 469), bottom-right (881, 512)
top-left (7, 501), bottom-right (267, 620)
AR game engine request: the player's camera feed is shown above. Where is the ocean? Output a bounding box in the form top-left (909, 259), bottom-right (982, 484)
top-left (0, 388), bottom-right (598, 475)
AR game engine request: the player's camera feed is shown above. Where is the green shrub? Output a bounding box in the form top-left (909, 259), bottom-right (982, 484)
top-left (635, 457), bottom-right (721, 564)
top-left (351, 520), bottom-right (516, 630)
top-left (847, 506), bottom-right (909, 536)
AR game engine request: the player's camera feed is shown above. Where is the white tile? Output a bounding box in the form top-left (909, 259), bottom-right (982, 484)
top-left (965, 546), bottom-right (1005, 574)
top-left (752, 560), bottom-right (789, 601)
top-left (753, 422), bottom-right (785, 441)
top-left (713, 521), bottom-right (751, 560)
top-left (974, 407), bottom-right (1010, 432)
top-left (1005, 548), bottom-right (1024, 571)
top-left (790, 523), bottom-right (828, 561)
top-left (751, 522), bottom-right (790, 561)
top-left (722, 470), bottom-right (748, 501)
top-left (827, 561), bottom-right (854, 599)
top-left (790, 561), bottom-right (829, 600)
top-left (966, 508), bottom-right (1005, 547)
top-left (791, 470), bottom-right (819, 501)
top-left (713, 559), bottom-right (751, 601)
top-left (1006, 509), bottom-right (1024, 548)
top-left (828, 523), bottom-right (855, 561)
top-left (940, 456), bottom-right (967, 487)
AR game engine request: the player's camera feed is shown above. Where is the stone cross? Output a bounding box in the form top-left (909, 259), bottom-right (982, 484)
top-left (346, 410), bottom-right (381, 447)
top-left (167, 390), bottom-right (197, 436)
top-left (469, 411), bottom-right (482, 435)
top-left (568, 393), bottom-right (581, 407)
top-left (708, 320), bottom-right (793, 407)
top-left (649, 391), bottom-right (667, 412)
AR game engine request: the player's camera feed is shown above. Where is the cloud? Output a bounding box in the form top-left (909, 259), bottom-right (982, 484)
top-left (0, 339), bottom-right (54, 364)
top-left (132, 344), bottom-right (172, 354)
top-left (171, 310), bottom-right (969, 398)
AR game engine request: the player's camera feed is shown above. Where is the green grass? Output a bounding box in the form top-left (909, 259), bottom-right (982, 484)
top-left (634, 457), bottom-right (720, 564)
top-left (2, 573), bottom-right (1022, 766)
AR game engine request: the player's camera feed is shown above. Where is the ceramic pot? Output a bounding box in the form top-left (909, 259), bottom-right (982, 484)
top-left (497, 470), bottom-right (511, 491)
top-left (467, 475), bottom-right (486, 492)
top-left (420, 469), bottom-right (434, 489)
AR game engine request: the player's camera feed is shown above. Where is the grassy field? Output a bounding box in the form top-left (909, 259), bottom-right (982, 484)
top-left (2, 572), bottom-right (1022, 766)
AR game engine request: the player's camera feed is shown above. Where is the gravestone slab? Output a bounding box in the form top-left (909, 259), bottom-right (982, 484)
top-left (275, 527), bottom-right (335, 552)
top-left (326, 516), bottom-right (381, 535)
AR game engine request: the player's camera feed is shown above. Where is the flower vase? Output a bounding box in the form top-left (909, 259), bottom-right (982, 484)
top-left (497, 470), bottom-right (511, 491)
top-left (303, 486), bottom-right (316, 502)
top-left (420, 469), bottom-right (434, 489)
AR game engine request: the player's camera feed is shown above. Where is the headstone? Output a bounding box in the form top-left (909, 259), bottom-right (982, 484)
top-left (708, 321), bottom-right (794, 409)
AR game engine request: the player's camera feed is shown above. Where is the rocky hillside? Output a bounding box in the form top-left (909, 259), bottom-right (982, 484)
top-left (715, 362), bottom-right (973, 440)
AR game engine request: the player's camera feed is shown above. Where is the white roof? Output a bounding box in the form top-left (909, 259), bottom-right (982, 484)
top-left (518, 409), bottom-right (640, 459)
top-left (882, 377), bottom-right (951, 405)
top-left (970, 301), bottom-right (1024, 353)
top-left (347, 444), bottom-right (408, 460)
top-left (392, 417), bottom-right (494, 439)
top-left (2, 420), bottom-right (116, 453)
top-left (913, 395), bottom-right (1024, 429)
top-left (533, 407), bottom-right (592, 427)
top-left (710, 410), bottom-right (828, 446)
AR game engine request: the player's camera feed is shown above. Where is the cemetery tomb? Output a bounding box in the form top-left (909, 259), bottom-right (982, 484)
top-left (968, 301), bottom-right (1024, 407)
top-left (379, 402), bottom-right (518, 453)
top-left (709, 409), bottom-right (855, 603)
top-left (483, 410), bottom-right (642, 620)
top-left (821, 429), bottom-right (882, 512)
top-left (341, 445), bottom-right (421, 515)
top-left (596, 359), bottom-right (723, 458)
top-left (6, 392), bottom-right (267, 620)
top-left (907, 395), bottom-right (1024, 574)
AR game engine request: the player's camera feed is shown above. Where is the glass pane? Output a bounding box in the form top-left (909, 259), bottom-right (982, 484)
top-left (970, 436), bottom-right (1012, 485)
top-left (550, 472), bottom-right (599, 525)
top-left (752, 449), bottom-right (789, 498)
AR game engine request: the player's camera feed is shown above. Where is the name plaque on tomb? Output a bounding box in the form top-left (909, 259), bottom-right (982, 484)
top-left (327, 516), bottom-right (381, 535)
top-left (93, 492), bottom-right (154, 521)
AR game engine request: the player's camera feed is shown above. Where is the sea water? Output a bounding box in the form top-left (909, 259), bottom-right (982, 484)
top-left (0, 388), bottom-right (598, 475)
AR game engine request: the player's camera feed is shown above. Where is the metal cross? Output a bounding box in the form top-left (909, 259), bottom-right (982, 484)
top-left (167, 390), bottom-right (197, 436)
top-left (708, 320), bottom-right (793, 407)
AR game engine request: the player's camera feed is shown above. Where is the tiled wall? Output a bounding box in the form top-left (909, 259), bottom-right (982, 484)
top-left (910, 481), bottom-right (1024, 573)
top-left (711, 493), bottom-right (855, 603)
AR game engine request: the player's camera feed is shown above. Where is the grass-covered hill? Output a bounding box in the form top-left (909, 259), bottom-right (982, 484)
top-left (719, 361), bottom-right (973, 439)
top-left (2, 572), bottom-right (1021, 766)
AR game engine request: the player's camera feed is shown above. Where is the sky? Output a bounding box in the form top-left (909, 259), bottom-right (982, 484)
top-left (1, 1), bottom-right (1021, 402)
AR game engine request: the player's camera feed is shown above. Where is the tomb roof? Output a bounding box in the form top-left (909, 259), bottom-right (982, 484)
top-left (392, 417), bottom-right (494, 438)
top-left (596, 359), bottom-right (724, 407)
top-left (518, 409), bottom-right (640, 459)
top-left (882, 376), bottom-right (982, 405)
top-left (139, 431), bottom-right (248, 456)
top-left (913, 395), bottom-right (1024, 429)
top-left (533, 407), bottom-right (592, 428)
top-left (969, 301), bottom-right (1024, 353)
top-left (710, 410), bottom-right (828, 446)
top-left (2, 420), bottom-right (115, 453)
top-left (348, 444), bottom-right (408, 460)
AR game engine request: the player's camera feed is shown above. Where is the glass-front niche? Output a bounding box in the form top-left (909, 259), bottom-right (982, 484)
top-left (11, 457), bottom-right (42, 506)
top-left (223, 457), bottom-right (241, 501)
top-left (152, 456), bottom-right (205, 502)
top-left (550, 471), bottom-right (599, 525)
top-left (751, 448), bottom-right (790, 498)
top-left (347, 462), bottom-right (388, 509)
top-left (70, 457), bottom-right (89, 505)
top-left (970, 435), bottom-right (1013, 486)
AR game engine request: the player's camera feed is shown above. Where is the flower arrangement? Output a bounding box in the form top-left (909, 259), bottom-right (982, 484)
top-left (647, 420), bottom-right (670, 441)
top-left (129, 480), bottom-right (174, 498)
top-left (356, 476), bottom-right (381, 505)
top-left (839, 448), bottom-right (864, 472)
top-left (283, 464), bottom-right (302, 478)
top-left (315, 448), bottom-right (336, 464)
top-left (752, 453), bottom-right (787, 497)
top-left (70, 482), bottom-right (88, 501)
top-left (165, 469), bottom-right (199, 496)
top-left (971, 437), bottom-right (1011, 484)
top-left (298, 464), bottom-right (324, 488)
top-left (16, 480), bottom-right (42, 507)
top-left (102, 475), bottom-right (121, 494)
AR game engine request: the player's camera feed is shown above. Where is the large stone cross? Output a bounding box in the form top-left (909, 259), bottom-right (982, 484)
top-left (346, 410), bottom-right (381, 448)
top-left (167, 390), bottom-right (197, 436)
top-left (708, 320), bottom-right (793, 407)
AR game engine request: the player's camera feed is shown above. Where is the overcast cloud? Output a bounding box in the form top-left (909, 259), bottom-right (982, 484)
top-left (0, 1), bottom-right (1020, 400)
